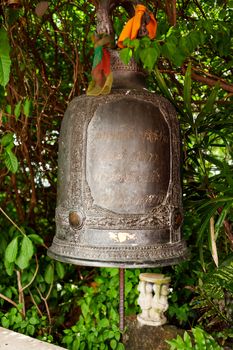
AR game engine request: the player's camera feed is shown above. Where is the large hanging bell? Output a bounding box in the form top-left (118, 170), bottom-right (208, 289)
top-left (48, 0), bottom-right (188, 268)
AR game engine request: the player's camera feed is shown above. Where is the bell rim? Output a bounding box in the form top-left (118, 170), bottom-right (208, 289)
top-left (47, 240), bottom-right (189, 269)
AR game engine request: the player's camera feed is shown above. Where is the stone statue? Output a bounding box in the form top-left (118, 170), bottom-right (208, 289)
top-left (138, 281), bottom-right (153, 320)
top-left (137, 273), bottom-right (171, 326)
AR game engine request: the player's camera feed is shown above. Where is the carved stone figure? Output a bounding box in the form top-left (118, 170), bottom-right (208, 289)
top-left (138, 281), bottom-right (153, 320)
top-left (137, 273), bottom-right (171, 326)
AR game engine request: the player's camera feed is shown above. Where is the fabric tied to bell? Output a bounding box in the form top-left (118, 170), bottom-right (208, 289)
top-left (87, 35), bottom-right (113, 96)
top-left (117, 4), bottom-right (157, 49)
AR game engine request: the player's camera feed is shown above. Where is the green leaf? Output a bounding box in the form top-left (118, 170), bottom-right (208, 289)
top-left (165, 26), bottom-right (176, 39)
top-left (105, 330), bottom-right (115, 339)
top-left (202, 154), bottom-right (223, 168)
top-left (186, 31), bottom-right (202, 54)
top-left (55, 261), bottom-right (65, 279)
top-left (162, 38), bottom-right (186, 66)
top-left (183, 331), bottom-right (192, 347)
top-left (14, 101), bottom-right (21, 120)
top-left (5, 237), bottom-right (19, 263)
top-left (197, 197), bottom-right (233, 210)
top-left (0, 29), bottom-right (11, 87)
top-left (29, 316), bottom-right (39, 325)
top-left (4, 148), bottom-right (18, 173)
top-left (15, 252), bottom-right (30, 270)
top-left (119, 48), bottom-right (132, 65)
top-left (125, 281), bottom-right (133, 295)
top-left (28, 233), bottom-right (44, 245)
top-left (80, 342), bottom-right (86, 350)
top-left (20, 320), bottom-right (29, 329)
top-left (98, 318), bottom-right (110, 329)
top-left (154, 67), bottom-right (173, 101)
top-left (122, 38), bottom-right (131, 47)
top-left (5, 142), bottom-right (14, 151)
top-left (63, 335), bottom-right (73, 345)
top-left (72, 338), bottom-right (81, 349)
top-left (23, 98), bottom-right (33, 117)
top-left (4, 260), bottom-right (14, 276)
top-left (26, 324), bottom-right (35, 336)
top-left (21, 236), bottom-right (34, 260)
top-left (108, 268), bottom-right (118, 277)
top-left (183, 62), bottom-right (192, 117)
top-left (115, 332), bottom-right (121, 342)
top-left (116, 344), bottom-right (125, 350)
top-left (203, 82), bottom-right (220, 114)
top-left (130, 38), bottom-right (139, 50)
top-left (81, 302), bottom-right (89, 319)
top-left (162, 39), bottom-right (176, 57)
top-left (197, 203), bottom-right (220, 245)
top-left (215, 202), bottom-right (232, 239)
top-left (1, 317), bottom-right (10, 328)
top-left (110, 339), bottom-right (117, 350)
top-left (1, 132), bottom-right (13, 146)
top-left (192, 327), bottom-right (206, 347)
top-left (139, 36), bottom-right (151, 48)
top-left (196, 82), bottom-right (220, 123)
top-left (100, 343), bottom-right (106, 350)
top-left (44, 263), bottom-right (54, 284)
top-left (6, 104), bottom-right (11, 114)
top-left (139, 46), bottom-right (159, 71)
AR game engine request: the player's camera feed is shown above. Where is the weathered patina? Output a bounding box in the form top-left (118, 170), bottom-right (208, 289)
top-left (48, 0), bottom-right (188, 268)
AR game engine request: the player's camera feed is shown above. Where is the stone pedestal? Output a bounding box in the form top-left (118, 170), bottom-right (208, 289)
top-left (137, 273), bottom-right (171, 327)
top-left (123, 316), bottom-right (184, 350)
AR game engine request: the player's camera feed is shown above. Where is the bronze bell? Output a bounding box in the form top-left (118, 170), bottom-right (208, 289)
top-left (48, 0), bottom-right (188, 268)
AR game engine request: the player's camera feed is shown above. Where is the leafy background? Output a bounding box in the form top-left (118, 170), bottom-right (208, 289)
top-left (0, 0), bottom-right (233, 349)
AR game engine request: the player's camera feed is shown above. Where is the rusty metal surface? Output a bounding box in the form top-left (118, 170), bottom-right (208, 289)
top-left (119, 268), bottom-right (125, 332)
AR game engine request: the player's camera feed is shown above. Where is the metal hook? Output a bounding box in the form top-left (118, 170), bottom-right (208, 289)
top-left (96, 0), bottom-right (137, 35)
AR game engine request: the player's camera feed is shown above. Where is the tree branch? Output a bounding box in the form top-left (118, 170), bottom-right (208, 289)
top-left (191, 71), bottom-right (233, 93)
top-left (165, 0), bottom-right (176, 26)
top-left (160, 66), bottom-right (233, 93)
top-left (0, 293), bottom-right (18, 309)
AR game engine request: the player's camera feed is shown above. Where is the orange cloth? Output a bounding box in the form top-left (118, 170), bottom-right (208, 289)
top-left (117, 4), bottom-right (157, 48)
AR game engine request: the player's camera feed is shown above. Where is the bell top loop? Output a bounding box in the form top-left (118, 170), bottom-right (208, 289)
top-left (96, 0), bottom-right (138, 36)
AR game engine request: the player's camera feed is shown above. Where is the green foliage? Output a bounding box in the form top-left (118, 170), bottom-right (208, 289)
top-left (0, 28), bottom-right (11, 87)
top-left (0, 1), bottom-right (233, 349)
top-left (167, 327), bottom-right (223, 350)
top-left (1, 133), bottom-right (18, 173)
top-left (121, 37), bottom-right (160, 71)
top-left (5, 237), bottom-right (19, 263)
top-left (168, 302), bottom-right (191, 326)
top-left (23, 98), bottom-right (33, 118)
top-left (119, 47), bottom-right (132, 65)
top-left (150, 67), bottom-right (233, 268)
top-left (55, 261), bottom-right (65, 279)
top-left (192, 258), bottom-right (233, 329)
top-left (62, 268), bottom-right (140, 350)
top-left (0, 306), bottom-right (48, 337)
top-left (4, 233), bottom-right (35, 271)
top-left (120, 24), bottom-right (207, 71)
top-left (183, 62), bottom-right (192, 118)
top-left (44, 263), bottom-right (54, 284)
